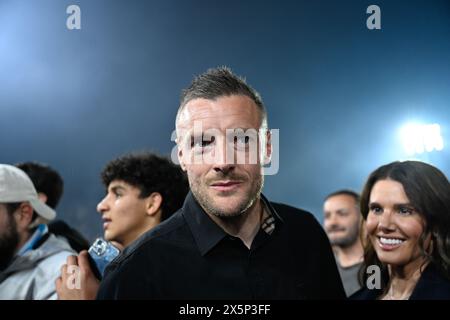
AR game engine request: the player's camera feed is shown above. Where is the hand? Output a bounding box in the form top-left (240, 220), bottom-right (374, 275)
top-left (56, 250), bottom-right (100, 300)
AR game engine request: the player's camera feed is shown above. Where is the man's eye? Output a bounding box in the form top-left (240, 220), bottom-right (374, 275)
top-left (114, 192), bottom-right (122, 198)
top-left (234, 135), bottom-right (250, 144)
top-left (191, 136), bottom-right (215, 148)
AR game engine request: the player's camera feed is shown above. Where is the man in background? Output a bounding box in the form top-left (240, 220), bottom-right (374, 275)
top-left (0, 164), bottom-right (75, 299)
top-left (16, 162), bottom-right (89, 253)
top-left (323, 189), bottom-right (364, 297)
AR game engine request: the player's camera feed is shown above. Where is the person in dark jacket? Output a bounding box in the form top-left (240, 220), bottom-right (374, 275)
top-left (96, 67), bottom-right (345, 300)
top-left (352, 161), bottom-right (450, 300)
top-left (15, 162), bottom-right (89, 253)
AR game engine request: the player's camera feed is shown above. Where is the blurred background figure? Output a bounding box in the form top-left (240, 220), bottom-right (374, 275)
top-left (56, 152), bottom-right (189, 299)
top-left (323, 190), bottom-right (364, 296)
top-left (353, 161), bottom-right (450, 300)
top-left (0, 164), bottom-right (75, 300)
top-left (16, 162), bottom-right (89, 253)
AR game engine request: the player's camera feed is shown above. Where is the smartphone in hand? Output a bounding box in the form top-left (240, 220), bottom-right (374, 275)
top-left (88, 238), bottom-right (120, 279)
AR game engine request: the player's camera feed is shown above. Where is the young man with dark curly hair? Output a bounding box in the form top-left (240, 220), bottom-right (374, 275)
top-left (56, 152), bottom-right (189, 299)
top-left (96, 152), bottom-right (189, 247)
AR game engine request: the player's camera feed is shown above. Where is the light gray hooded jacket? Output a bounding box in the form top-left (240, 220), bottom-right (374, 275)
top-left (0, 233), bottom-right (75, 300)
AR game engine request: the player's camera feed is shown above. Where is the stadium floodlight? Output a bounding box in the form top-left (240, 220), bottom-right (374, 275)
top-left (400, 123), bottom-right (444, 156)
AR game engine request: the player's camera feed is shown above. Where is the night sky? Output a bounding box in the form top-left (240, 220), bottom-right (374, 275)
top-left (1, 0), bottom-right (449, 241)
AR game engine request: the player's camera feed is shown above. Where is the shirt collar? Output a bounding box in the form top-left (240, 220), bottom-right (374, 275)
top-left (182, 191), bottom-right (283, 256)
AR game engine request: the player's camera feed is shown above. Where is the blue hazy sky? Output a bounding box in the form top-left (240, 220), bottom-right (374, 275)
top-left (1, 0), bottom-right (449, 241)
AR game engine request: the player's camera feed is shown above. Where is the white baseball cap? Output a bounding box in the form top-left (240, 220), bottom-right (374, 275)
top-left (0, 164), bottom-right (56, 220)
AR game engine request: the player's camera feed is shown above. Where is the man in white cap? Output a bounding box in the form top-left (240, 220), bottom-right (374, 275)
top-left (0, 164), bottom-right (75, 299)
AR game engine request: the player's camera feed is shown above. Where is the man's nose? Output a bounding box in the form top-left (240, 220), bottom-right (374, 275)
top-left (328, 214), bottom-right (338, 225)
top-left (211, 135), bottom-right (235, 174)
top-left (96, 197), bottom-right (109, 213)
top-left (213, 163), bottom-right (235, 175)
top-left (325, 213), bottom-right (339, 227)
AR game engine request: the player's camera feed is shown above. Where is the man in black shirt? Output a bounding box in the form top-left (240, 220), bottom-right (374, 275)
top-left (97, 67), bottom-right (345, 299)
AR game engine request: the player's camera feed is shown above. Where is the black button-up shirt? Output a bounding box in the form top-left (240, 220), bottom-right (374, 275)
top-left (97, 192), bottom-right (345, 299)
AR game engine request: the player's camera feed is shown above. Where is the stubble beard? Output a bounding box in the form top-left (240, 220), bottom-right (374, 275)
top-left (329, 223), bottom-right (360, 248)
top-left (0, 214), bottom-right (20, 271)
top-left (190, 174), bottom-right (264, 220)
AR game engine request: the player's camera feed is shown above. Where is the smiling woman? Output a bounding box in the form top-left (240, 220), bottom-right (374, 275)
top-left (352, 160), bottom-right (450, 300)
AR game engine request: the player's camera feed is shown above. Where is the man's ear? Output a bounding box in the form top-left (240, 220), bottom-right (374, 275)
top-left (14, 202), bottom-right (34, 230)
top-left (261, 129), bottom-right (272, 165)
top-left (177, 144), bottom-right (187, 171)
top-left (145, 192), bottom-right (163, 217)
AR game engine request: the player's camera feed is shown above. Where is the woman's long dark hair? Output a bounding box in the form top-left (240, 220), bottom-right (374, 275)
top-left (358, 161), bottom-right (450, 288)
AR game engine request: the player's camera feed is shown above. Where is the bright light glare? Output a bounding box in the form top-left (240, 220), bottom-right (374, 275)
top-left (400, 123), bottom-right (444, 155)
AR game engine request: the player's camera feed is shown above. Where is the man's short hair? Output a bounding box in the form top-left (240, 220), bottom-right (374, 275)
top-left (101, 152), bottom-right (189, 221)
top-left (15, 162), bottom-right (64, 209)
top-left (324, 189), bottom-right (360, 207)
top-left (177, 66), bottom-right (268, 128)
